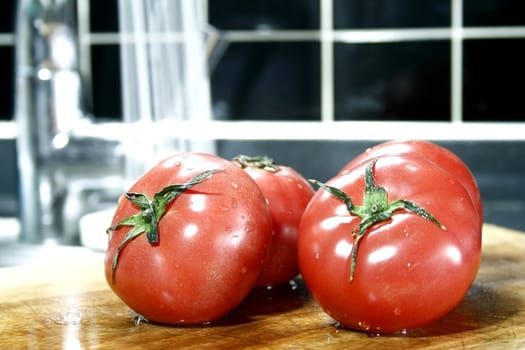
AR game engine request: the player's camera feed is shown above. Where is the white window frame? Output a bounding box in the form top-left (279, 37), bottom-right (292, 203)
top-left (2, 0), bottom-right (525, 142)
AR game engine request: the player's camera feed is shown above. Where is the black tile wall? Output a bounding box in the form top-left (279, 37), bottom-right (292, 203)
top-left (1, 0), bottom-right (525, 122)
top-left (334, 0), bottom-right (450, 28)
top-left (0, 47), bottom-right (14, 120)
top-left (90, 0), bottom-right (119, 32)
top-left (464, 0), bottom-right (525, 27)
top-left (90, 45), bottom-right (121, 120)
top-left (463, 38), bottom-right (525, 122)
top-left (209, 0), bottom-right (320, 30)
top-left (0, 139), bottom-right (18, 217)
top-left (0, 0), bottom-right (14, 121)
top-left (0, 2), bottom-right (15, 33)
top-left (334, 41), bottom-right (450, 121)
top-left (211, 42), bottom-right (321, 121)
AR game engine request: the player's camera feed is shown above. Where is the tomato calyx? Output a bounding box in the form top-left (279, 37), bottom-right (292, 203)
top-left (233, 154), bottom-right (280, 173)
top-left (309, 159), bottom-right (446, 283)
top-left (106, 169), bottom-right (221, 283)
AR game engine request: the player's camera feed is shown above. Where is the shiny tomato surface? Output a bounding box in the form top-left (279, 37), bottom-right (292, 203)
top-left (340, 140), bottom-right (483, 225)
top-left (234, 155), bottom-right (315, 287)
top-left (105, 153), bottom-right (273, 325)
top-left (298, 154), bottom-right (482, 333)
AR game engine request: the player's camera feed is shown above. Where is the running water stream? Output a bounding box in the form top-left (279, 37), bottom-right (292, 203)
top-left (118, 0), bottom-right (215, 185)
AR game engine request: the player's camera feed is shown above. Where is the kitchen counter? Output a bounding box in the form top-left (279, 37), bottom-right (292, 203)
top-left (1, 223), bottom-right (524, 349)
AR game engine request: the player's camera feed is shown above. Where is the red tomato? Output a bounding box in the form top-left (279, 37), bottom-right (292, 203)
top-left (339, 140), bottom-right (483, 225)
top-left (298, 154), bottom-right (482, 333)
top-left (233, 155), bottom-right (315, 288)
top-left (105, 152), bottom-right (273, 325)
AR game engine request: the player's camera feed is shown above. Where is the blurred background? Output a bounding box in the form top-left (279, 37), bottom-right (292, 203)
top-left (0, 0), bottom-right (524, 259)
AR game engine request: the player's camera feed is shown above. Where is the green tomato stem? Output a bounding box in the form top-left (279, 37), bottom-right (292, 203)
top-left (233, 154), bottom-right (280, 173)
top-left (309, 159), bottom-right (446, 283)
top-left (106, 169), bottom-right (221, 283)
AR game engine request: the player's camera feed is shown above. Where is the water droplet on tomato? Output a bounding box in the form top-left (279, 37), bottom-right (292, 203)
top-left (358, 321), bottom-right (371, 331)
top-left (174, 161), bottom-right (181, 167)
top-left (231, 182), bottom-right (239, 189)
top-left (241, 266), bottom-right (247, 274)
top-left (243, 223), bottom-right (254, 233)
top-left (394, 307), bottom-right (401, 316)
top-left (315, 252), bottom-right (320, 259)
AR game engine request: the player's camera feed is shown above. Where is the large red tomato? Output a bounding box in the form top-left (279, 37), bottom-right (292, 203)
top-left (298, 154), bottom-right (482, 333)
top-left (105, 152), bottom-right (273, 325)
top-left (339, 140), bottom-right (483, 225)
top-left (233, 155), bottom-right (315, 287)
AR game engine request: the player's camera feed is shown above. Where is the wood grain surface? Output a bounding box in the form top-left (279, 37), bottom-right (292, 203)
top-left (1, 223), bottom-right (524, 349)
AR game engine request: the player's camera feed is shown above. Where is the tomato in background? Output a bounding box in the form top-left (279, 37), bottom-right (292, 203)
top-left (298, 154), bottom-right (482, 333)
top-left (339, 140), bottom-right (483, 225)
top-left (233, 155), bottom-right (315, 288)
top-left (105, 152), bottom-right (273, 325)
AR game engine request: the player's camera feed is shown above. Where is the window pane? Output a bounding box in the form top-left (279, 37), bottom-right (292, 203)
top-left (91, 0), bottom-right (119, 32)
top-left (0, 47), bottom-right (13, 120)
top-left (334, 0), bottom-right (450, 29)
top-left (0, 1), bottom-right (14, 33)
top-left (463, 39), bottom-right (525, 122)
top-left (464, 0), bottom-right (525, 27)
top-left (211, 42), bottom-right (320, 121)
top-left (91, 45), bottom-right (121, 120)
top-left (334, 41), bottom-right (450, 121)
top-left (209, 0), bottom-right (319, 30)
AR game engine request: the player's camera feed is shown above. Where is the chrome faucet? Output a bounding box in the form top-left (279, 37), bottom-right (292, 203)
top-left (14, 0), bottom-right (123, 245)
top-left (15, 0), bottom-right (83, 156)
top-left (14, 0), bottom-right (216, 246)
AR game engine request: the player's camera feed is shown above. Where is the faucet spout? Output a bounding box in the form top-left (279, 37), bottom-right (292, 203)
top-left (15, 0), bottom-right (86, 244)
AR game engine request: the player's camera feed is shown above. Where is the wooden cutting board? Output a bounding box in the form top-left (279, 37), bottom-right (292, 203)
top-left (1, 223), bottom-right (524, 349)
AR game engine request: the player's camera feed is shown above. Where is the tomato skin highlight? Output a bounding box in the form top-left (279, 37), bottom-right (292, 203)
top-left (104, 153), bottom-right (273, 325)
top-left (298, 154), bottom-right (482, 333)
top-left (240, 163), bottom-right (315, 287)
top-left (339, 140), bottom-right (483, 226)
